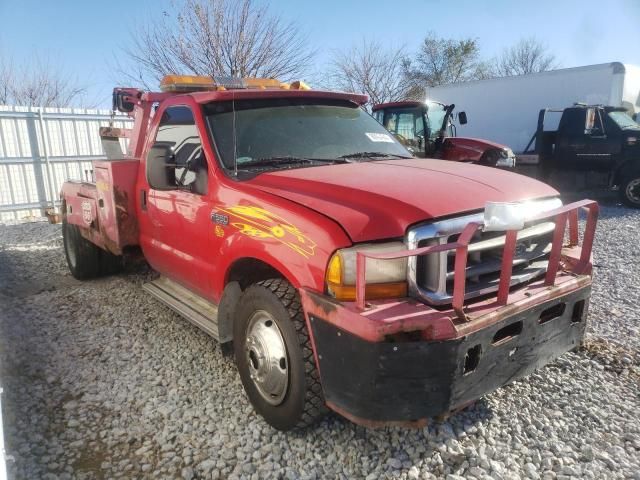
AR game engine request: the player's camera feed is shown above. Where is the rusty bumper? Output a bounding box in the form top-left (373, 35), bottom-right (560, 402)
top-left (301, 280), bottom-right (591, 427)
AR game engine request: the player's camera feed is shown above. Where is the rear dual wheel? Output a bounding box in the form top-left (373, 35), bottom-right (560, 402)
top-left (62, 216), bottom-right (122, 280)
top-left (233, 278), bottom-right (327, 430)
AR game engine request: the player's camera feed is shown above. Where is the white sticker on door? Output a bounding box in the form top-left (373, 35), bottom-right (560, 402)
top-left (365, 132), bottom-right (394, 143)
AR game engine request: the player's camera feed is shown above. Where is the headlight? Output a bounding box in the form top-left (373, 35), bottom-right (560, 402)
top-left (498, 148), bottom-right (514, 158)
top-left (484, 197), bottom-right (562, 232)
top-left (326, 242), bottom-right (407, 301)
top-left (495, 148), bottom-right (516, 168)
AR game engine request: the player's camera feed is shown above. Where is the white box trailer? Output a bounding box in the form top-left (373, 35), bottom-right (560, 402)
top-left (427, 62), bottom-right (640, 154)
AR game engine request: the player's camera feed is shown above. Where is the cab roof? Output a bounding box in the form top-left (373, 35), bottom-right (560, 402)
top-left (372, 100), bottom-right (448, 111)
top-left (372, 101), bottom-right (423, 111)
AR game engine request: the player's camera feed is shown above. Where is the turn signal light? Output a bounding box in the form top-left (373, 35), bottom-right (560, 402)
top-left (328, 282), bottom-right (408, 302)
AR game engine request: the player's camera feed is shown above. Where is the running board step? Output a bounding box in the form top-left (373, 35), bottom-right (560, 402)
top-left (143, 276), bottom-right (221, 342)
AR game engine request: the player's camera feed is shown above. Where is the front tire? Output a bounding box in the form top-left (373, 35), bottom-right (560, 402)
top-left (620, 171), bottom-right (640, 208)
top-left (233, 279), bottom-right (326, 430)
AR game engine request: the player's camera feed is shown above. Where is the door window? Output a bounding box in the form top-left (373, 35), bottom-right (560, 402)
top-left (152, 106), bottom-right (207, 193)
top-left (397, 113), bottom-right (416, 139)
top-left (383, 109), bottom-right (425, 150)
top-left (424, 102), bottom-right (448, 140)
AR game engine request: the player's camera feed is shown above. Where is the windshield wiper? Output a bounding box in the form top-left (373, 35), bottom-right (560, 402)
top-left (237, 156), bottom-right (345, 169)
top-left (339, 151), bottom-right (412, 160)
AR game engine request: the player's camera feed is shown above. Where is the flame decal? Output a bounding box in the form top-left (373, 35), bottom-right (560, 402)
top-left (219, 205), bottom-right (317, 258)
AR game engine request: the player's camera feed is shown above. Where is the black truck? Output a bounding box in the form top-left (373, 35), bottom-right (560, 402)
top-left (520, 104), bottom-right (640, 207)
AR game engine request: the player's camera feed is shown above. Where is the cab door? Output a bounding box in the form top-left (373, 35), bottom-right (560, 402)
top-left (556, 108), bottom-right (618, 171)
top-left (382, 108), bottom-right (427, 157)
top-left (139, 105), bottom-right (215, 298)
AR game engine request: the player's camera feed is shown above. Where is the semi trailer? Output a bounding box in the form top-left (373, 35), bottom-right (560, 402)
top-left (427, 62), bottom-right (640, 153)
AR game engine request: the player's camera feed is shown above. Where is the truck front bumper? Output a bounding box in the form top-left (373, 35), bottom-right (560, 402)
top-left (300, 277), bottom-right (591, 427)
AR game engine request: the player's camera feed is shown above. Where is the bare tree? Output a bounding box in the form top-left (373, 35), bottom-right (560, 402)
top-left (0, 58), bottom-right (11, 105)
top-left (494, 37), bottom-right (559, 77)
top-left (402, 33), bottom-right (490, 98)
top-left (326, 40), bottom-right (409, 106)
top-left (120, 0), bottom-right (313, 88)
top-left (0, 54), bottom-right (87, 107)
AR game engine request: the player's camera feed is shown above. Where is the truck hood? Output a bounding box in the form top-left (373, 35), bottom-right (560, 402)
top-left (246, 158), bottom-right (558, 243)
top-left (448, 136), bottom-right (510, 152)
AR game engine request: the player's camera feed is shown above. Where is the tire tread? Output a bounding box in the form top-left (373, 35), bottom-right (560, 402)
top-left (257, 278), bottom-right (327, 428)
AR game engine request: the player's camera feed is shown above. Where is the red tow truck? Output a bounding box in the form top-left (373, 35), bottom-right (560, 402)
top-left (60, 75), bottom-right (598, 430)
top-left (373, 100), bottom-right (517, 168)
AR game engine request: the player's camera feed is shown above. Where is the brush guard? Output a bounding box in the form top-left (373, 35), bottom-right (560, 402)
top-left (355, 199), bottom-right (599, 317)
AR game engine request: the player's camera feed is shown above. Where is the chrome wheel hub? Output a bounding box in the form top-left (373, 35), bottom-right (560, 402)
top-left (626, 178), bottom-right (640, 204)
top-left (245, 310), bottom-right (289, 405)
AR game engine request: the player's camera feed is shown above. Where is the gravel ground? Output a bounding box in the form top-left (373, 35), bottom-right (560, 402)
top-left (0, 205), bottom-right (638, 480)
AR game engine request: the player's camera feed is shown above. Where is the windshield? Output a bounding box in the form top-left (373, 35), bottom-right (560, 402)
top-left (425, 101), bottom-right (448, 139)
top-left (205, 98), bottom-right (411, 172)
top-left (608, 111), bottom-right (640, 130)
top-left (380, 106), bottom-right (425, 146)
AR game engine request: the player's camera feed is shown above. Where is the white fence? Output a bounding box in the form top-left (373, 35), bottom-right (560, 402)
top-left (0, 106), bottom-right (133, 221)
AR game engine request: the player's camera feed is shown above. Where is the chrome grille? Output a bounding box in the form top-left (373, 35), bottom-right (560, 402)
top-left (406, 212), bottom-right (556, 306)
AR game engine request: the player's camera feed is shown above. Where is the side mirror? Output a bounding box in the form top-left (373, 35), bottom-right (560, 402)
top-left (458, 111), bottom-right (468, 125)
top-left (146, 143), bottom-right (176, 190)
top-left (113, 91), bottom-right (135, 113)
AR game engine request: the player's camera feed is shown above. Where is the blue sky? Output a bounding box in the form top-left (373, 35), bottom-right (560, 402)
top-left (1, 0), bottom-right (639, 108)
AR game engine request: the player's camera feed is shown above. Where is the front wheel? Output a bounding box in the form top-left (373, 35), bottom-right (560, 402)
top-left (233, 279), bottom-right (327, 430)
top-left (620, 172), bottom-right (640, 208)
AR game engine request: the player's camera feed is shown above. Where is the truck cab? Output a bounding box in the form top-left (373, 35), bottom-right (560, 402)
top-left (59, 76), bottom-right (598, 431)
top-left (527, 104), bottom-right (640, 206)
top-left (372, 100), bottom-right (516, 168)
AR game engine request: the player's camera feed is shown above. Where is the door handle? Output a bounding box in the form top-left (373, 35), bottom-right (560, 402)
top-left (140, 189), bottom-right (147, 211)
